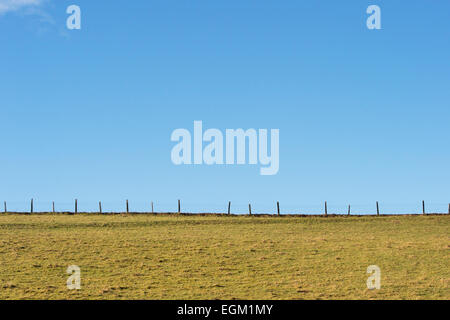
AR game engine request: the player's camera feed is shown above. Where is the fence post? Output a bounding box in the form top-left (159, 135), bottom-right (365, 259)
top-left (277, 201), bottom-right (280, 216)
top-left (75, 199), bottom-right (77, 214)
top-left (324, 201), bottom-right (328, 217)
top-left (422, 200), bottom-right (425, 215)
top-left (151, 202), bottom-right (154, 213)
top-left (376, 201), bottom-right (380, 216)
top-left (228, 201), bottom-right (231, 215)
top-left (99, 201), bottom-right (102, 214)
top-left (4, 201), bottom-right (6, 213)
top-left (249, 204), bottom-right (252, 215)
top-left (126, 200), bottom-right (129, 213)
top-left (448, 203), bottom-right (450, 215)
top-left (52, 202), bottom-right (55, 213)
top-left (348, 205), bottom-right (351, 216)
top-left (178, 200), bottom-right (181, 214)
top-left (31, 198), bottom-right (33, 214)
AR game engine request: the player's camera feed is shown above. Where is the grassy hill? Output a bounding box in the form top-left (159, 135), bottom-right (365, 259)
top-left (0, 214), bottom-right (448, 299)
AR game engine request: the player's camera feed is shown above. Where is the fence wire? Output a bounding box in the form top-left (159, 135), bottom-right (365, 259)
top-left (1, 200), bottom-right (449, 215)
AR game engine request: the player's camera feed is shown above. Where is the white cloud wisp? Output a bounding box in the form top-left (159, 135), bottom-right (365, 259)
top-left (0, 0), bottom-right (43, 15)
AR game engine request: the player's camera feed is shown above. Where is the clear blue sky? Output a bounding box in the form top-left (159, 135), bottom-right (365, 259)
top-left (1, 0), bottom-right (449, 214)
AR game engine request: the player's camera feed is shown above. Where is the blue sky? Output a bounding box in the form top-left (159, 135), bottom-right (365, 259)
top-left (1, 0), bottom-right (449, 214)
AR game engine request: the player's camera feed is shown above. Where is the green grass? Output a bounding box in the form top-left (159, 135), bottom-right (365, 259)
top-left (0, 214), bottom-right (448, 300)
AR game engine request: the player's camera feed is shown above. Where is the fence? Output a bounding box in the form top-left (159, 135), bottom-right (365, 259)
top-left (2, 199), bottom-right (450, 216)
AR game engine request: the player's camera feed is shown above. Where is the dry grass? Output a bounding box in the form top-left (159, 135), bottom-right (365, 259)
top-left (0, 214), bottom-right (448, 300)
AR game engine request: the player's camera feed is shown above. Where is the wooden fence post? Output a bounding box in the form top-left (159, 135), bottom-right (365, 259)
top-left (422, 200), bottom-right (425, 215)
top-left (324, 201), bottom-right (328, 217)
top-left (4, 201), bottom-right (6, 213)
top-left (52, 202), bottom-right (55, 213)
top-left (151, 202), bottom-right (154, 213)
top-left (277, 201), bottom-right (280, 216)
top-left (178, 200), bottom-right (181, 214)
top-left (30, 198), bottom-right (33, 214)
top-left (75, 199), bottom-right (77, 214)
top-left (448, 203), bottom-right (450, 215)
top-left (228, 201), bottom-right (231, 215)
top-left (99, 201), bottom-right (102, 214)
top-left (249, 204), bottom-right (252, 215)
top-left (376, 201), bottom-right (380, 216)
top-left (348, 205), bottom-right (351, 216)
top-left (126, 200), bottom-right (129, 213)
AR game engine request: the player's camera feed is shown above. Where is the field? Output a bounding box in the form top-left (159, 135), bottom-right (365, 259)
top-left (0, 214), bottom-right (448, 300)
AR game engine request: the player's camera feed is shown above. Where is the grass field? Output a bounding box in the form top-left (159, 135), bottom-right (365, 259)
top-left (0, 214), bottom-right (448, 300)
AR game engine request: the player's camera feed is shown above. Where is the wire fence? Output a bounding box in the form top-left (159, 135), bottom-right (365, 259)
top-left (1, 199), bottom-right (449, 216)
